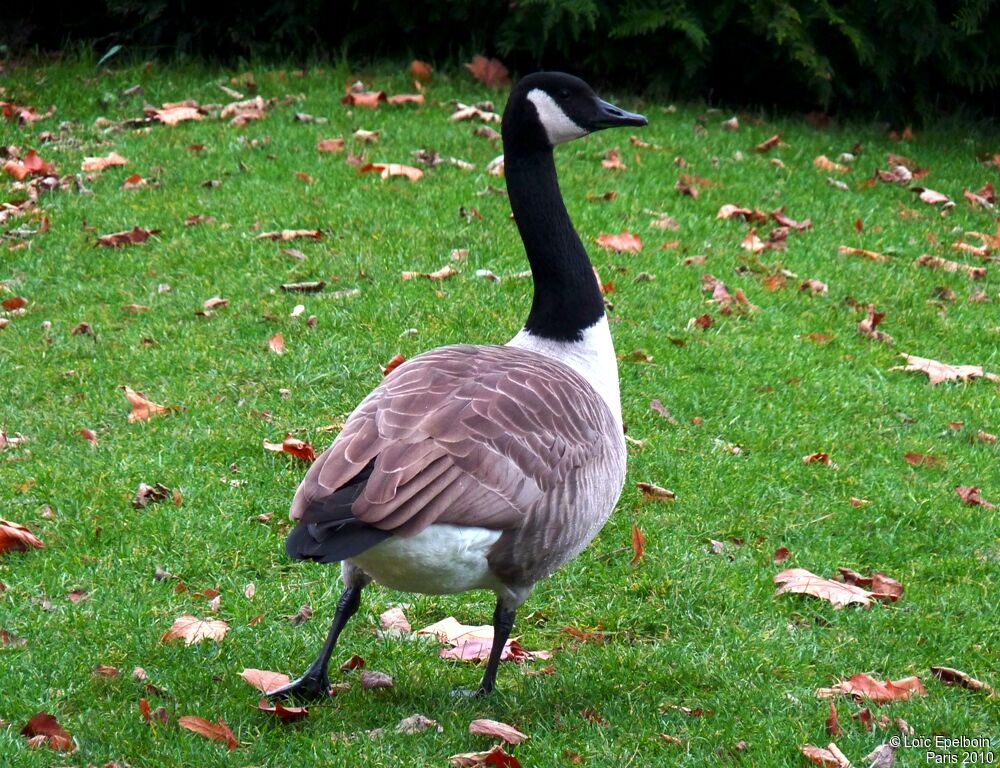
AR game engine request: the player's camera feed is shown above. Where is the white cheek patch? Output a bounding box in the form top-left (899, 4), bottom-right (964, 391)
top-left (526, 88), bottom-right (588, 145)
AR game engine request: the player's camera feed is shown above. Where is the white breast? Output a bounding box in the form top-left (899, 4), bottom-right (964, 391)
top-left (350, 524), bottom-right (503, 595)
top-left (506, 315), bottom-right (622, 428)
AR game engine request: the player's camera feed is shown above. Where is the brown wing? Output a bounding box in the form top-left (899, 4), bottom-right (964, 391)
top-left (290, 344), bottom-right (618, 539)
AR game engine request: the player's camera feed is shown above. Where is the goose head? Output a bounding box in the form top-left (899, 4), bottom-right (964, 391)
top-left (502, 72), bottom-right (647, 152)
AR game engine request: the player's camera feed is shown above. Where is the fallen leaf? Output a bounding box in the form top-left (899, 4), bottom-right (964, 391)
top-left (267, 332), bottom-right (285, 354)
top-left (341, 91), bottom-right (387, 108)
top-left (123, 386), bottom-right (171, 422)
top-left (717, 204), bottom-right (766, 222)
top-left (81, 152), bottom-right (128, 172)
top-left (800, 743), bottom-right (851, 768)
top-left (21, 712), bottom-right (74, 751)
top-left (754, 134), bottom-right (781, 153)
top-left (382, 353), bottom-right (407, 376)
top-left (836, 568), bottom-right (904, 602)
top-left (636, 482), bottom-right (676, 500)
top-left (397, 713), bottom-right (442, 733)
top-left (770, 208), bottom-right (813, 230)
top-left (2, 296), bottom-right (28, 311)
top-left (814, 155), bottom-right (849, 173)
top-left (96, 226), bottom-right (160, 247)
top-left (773, 547), bottom-right (791, 563)
top-left (401, 265), bottom-right (458, 280)
top-left (410, 60), bottom-right (433, 82)
top-left (816, 673), bottom-right (927, 703)
top-left (240, 668), bottom-right (291, 694)
top-left (914, 187), bottom-right (952, 206)
top-left (858, 304), bottom-right (894, 344)
top-left (257, 699), bottom-right (309, 722)
top-left (838, 245), bottom-right (889, 262)
top-left (340, 654), bottom-right (366, 671)
top-left (388, 93), bottom-right (425, 105)
top-left (826, 700), bottom-right (842, 736)
top-left (914, 254), bottom-right (986, 279)
top-left (955, 485), bottom-right (996, 509)
top-left (255, 229), bottom-right (323, 241)
top-left (596, 231), bottom-right (642, 252)
top-left (803, 452), bottom-right (832, 465)
top-left (890, 354), bottom-right (1000, 385)
top-left (177, 715), bottom-right (238, 750)
top-left (774, 568), bottom-right (874, 608)
top-left (903, 452), bottom-right (943, 468)
top-left (380, 606), bottom-right (411, 633)
top-left (148, 105), bottom-right (203, 126)
top-left (263, 436), bottom-right (317, 462)
top-left (132, 482), bottom-right (171, 509)
top-left (0, 518), bottom-right (44, 553)
top-left (464, 55), bottom-right (510, 88)
top-left (4, 149), bottom-right (57, 180)
top-left (469, 719), bottom-right (529, 745)
top-left (801, 279), bottom-right (829, 295)
top-left (630, 524), bottom-right (645, 566)
top-left (317, 137), bottom-right (345, 153)
top-left (418, 617), bottom-right (494, 644)
top-left (360, 162), bottom-right (424, 181)
top-left (449, 744), bottom-right (523, 768)
top-left (930, 666), bottom-right (992, 692)
top-left (359, 670), bottom-right (394, 689)
top-left (161, 614), bottom-right (229, 645)
top-left (601, 147), bottom-right (626, 170)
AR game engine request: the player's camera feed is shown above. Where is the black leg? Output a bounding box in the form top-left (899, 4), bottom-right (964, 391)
top-left (476, 600), bottom-right (517, 696)
top-left (268, 585), bottom-right (363, 701)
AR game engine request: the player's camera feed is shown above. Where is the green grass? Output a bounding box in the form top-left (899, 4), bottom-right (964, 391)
top-left (1, 58), bottom-right (999, 767)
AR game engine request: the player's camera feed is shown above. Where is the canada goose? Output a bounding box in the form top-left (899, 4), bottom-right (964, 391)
top-left (270, 72), bottom-right (646, 700)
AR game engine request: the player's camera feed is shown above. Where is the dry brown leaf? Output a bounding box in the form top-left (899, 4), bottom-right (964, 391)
top-left (838, 245), bottom-right (889, 262)
top-left (955, 485), bottom-right (996, 509)
top-left (914, 187), bottom-right (952, 206)
top-left (397, 713), bottom-right (441, 733)
top-left (754, 134), bottom-right (781, 153)
top-left (858, 304), bottom-right (894, 344)
top-left (890, 354), bottom-right (1000, 385)
top-left (800, 743), bottom-right (852, 768)
top-left (464, 55), bottom-right (510, 88)
top-left (177, 715), bottom-right (238, 750)
top-left (410, 60), bottom-right (433, 82)
top-left (836, 568), bottom-right (904, 602)
top-left (401, 265), bottom-right (458, 280)
top-left (630, 524), bottom-right (645, 566)
top-left (317, 137), bottom-right (345, 153)
top-left (774, 568), bottom-right (873, 608)
top-left (81, 152), bottom-right (128, 172)
top-left (596, 230), bottom-right (642, 252)
top-left (717, 204), bottom-right (766, 222)
top-left (801, 279), bottom-right (829, 295)
top-left (267, 332), bottom-right (285, 355)
top-left (148, 105), bottom-right (203, 126)
top-left (132, 481), bottom-right (171, 509)
top-left (930, 666), bottom-right (992, 692)
top-left (914, 254), bottom-right (986, 279)
top-left (469, 718), bottom-right (529, 744)
top-left (388, 93), bottom-right (424, 105)
top-left (826, 700), bottom-right (842, 736)
top-left (257, 699), bottom-right (309, 722)
top-left (255, 229), bottom-right (323, 241)
top-left (417, 616), bottom-right (494, 645)
top-left (814, 155), bottom-right (849, 173)
top-left (123, 386), bottom-right (171, 422)
top-left (816, 673), bottom-right (927, 703)
top-left (636, 482), bottom-right (676, 500)
top-left (601, 147), bottom-right (626, 170)
top-left (380, 606), bottom-right (411, 633)
top-left (96, 226), bottom-right (160, 247)
top-left (4, 149), bottom-right (57, 180)
top-left (802, 452), bottom-right (832, 465)
top-left (771, 208), bottom-right (813, 230)
top-left (341, 91), bottom-right (387, 108)
top-left (359, 670), bottom-right (394, 689)
top-left (740, 228), bottom-right (766, 253)
top-left (21, 712), bottom-right (74, 752)
top-left (449, 744), bottom-right (523, 768)
top-left (240, 668), bottom-right (291, 694)
top-left (360, 162), bottom-right (424, 181)
top-left (161, 614), bottom-right (229, 645)
top-left (0, 518), bottom-right (44, 553)
top-left (263, 436), bottom-right (317, 462)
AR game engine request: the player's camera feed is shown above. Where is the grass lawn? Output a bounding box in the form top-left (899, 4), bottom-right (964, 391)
top-left (1, 57), bottom-right (998, 767)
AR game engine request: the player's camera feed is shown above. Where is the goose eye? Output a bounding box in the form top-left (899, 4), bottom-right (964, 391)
top-left (557, 89), bottom-right (570, 100)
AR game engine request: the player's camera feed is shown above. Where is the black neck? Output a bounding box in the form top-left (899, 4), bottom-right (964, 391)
top-left (505, 146), bottom-right (605, 342)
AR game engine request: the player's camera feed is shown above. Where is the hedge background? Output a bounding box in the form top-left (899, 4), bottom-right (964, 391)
top-left (4, 0), bottom-right (1000, 118)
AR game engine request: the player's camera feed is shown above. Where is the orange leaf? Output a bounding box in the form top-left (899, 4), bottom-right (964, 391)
top-left (468, 718), bottom-right (529, 745)
top-left (596, 231), bottom-right (643, 253)
top-left (240, 668), bottom-right (292, 694)
top-left (2, 295), bottom-right (28, 310)
top-left (636, 482), bottom-right (676, 500)
top-left (837, 245), bottom-right (889, 262)
top-left (410, 59), bottom-right (433, 82)
top-left (814, 155), bottom-right (849, 173)
top-left (21, 712), bottom-right (74, 751)
top-left (267, 332), bottom-right (285, 355)
top-left (0, 518), bottom-right (44, 554)
top-left (123, 386), bottom-right (171, 423)
top-left (160, 614), bottom-right (229, 645)
top-left (800, 743), bottom-right (851, 768)
top-left (754, 134), bottom-right (781, 153)
top-left (774, 568), bottom-right (873, 608)
top-left (81, 152), bottom-right (128, 172)
top-left (387, 93), bottom-right (424, 105)
top-left (96, 226), bottom-right (160, 247)
top-left (601, 147), bottom-right (626, 170)
top-left (629, 524), bottom-right (645, 566)
top-left (449, 744), bottom-right (523, 768)
top-left (464, 55), bottom-right (510, 88)
top-left (317, 137), bottom-right (345, 153)
top-left (255, 229), bottom-right (323, 241)
top-left (341, 91), bottom-right (387, 108)
top-left (359, 162), bottom-right (423, 181)
top-left (177, 715), bottom-right (238, 750)
top-left (816, 673), bottom-right (927, 703)
top-left (148, 105), bottom-right (203, 126)
top-left (257, 699), bottom-right (309, 722)
top-left (955, 485), bottom-right (996, 509)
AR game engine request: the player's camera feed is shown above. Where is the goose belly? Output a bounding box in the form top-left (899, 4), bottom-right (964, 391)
top-left (349, 524), bottom-right (503, 595)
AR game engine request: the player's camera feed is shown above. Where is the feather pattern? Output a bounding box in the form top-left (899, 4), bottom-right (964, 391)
top-left (289, 343), bottom-right (626, 586)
